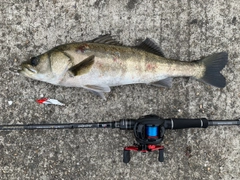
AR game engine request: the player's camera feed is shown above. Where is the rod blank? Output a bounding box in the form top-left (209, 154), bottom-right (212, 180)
top-left (208, 120), bottom-right (240, 126)
top-left (0, 122), bottom-right (115, 131)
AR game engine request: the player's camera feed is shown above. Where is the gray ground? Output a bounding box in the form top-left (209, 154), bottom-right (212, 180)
top-left (0, 0), bottom-right (240, 179)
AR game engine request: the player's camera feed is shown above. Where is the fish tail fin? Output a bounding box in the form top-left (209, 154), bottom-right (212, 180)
top-left (198, 52), bottom-right (228, 88)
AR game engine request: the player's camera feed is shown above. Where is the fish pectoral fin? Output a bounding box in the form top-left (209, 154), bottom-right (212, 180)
top-left (83, 84), bottom-right (111, 100)
top-left (151, 78), bottom-right (173, 88)
top-left (68, 55), bottom-right (95, 76)
top-left (89, 34), bottom-right (122, 46)
top-left (136, 38), bottom-right (164, 57)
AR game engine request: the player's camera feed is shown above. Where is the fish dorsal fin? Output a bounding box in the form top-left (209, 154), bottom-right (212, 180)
top-left (136, 38), bottom-right (164, 57)
top-left (90, 34), bottom-right (122, 45)
top-left (68, 55), bottom-right (95, 76)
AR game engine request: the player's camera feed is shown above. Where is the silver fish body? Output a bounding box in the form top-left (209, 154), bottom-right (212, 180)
top-left (20, 35), bottom-right (228, 98)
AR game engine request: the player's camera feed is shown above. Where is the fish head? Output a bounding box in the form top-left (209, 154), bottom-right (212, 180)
top-left (20, 51), bottom-right (71, 84)
top-left (20, 53), bottom-right (52, 80)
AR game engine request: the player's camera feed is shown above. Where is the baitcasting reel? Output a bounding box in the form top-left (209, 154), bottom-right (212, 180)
top-left (123, 115), bottom-right (165, 163)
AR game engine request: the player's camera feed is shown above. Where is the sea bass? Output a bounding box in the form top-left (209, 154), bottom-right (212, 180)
top-left (20, 35), bottom-right (228, 98)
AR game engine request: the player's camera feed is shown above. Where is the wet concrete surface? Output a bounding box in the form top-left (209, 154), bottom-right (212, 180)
top-left (0, 0), bottom-right (240, 179)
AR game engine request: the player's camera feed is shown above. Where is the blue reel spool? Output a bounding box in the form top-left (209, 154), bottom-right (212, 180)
top-left (146, 125), bottom-right (159, 138)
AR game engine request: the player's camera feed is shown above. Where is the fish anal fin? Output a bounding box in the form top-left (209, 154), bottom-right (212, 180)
top-left (136, 38), bottom-right (164, 57)
top-left (68, 55), bottom-right (95, 76)
top-left (89, 34), bottom-right (122, 46)
top-left (151, 78), bottom-right (172, 88)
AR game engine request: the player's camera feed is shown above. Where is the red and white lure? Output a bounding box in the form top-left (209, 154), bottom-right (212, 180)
top-left (36, 98), bottom-right (65, 106)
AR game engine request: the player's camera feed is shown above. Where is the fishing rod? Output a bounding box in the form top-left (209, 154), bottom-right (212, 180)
top-left (0, 115), bottom-right (239, 163)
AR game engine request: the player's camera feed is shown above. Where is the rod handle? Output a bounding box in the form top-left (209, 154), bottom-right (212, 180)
top-left (165, 118), bottom-right (208, 129)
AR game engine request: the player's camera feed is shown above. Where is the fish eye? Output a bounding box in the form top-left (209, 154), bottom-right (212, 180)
top-left (30, 57), bottom-right (39, 66)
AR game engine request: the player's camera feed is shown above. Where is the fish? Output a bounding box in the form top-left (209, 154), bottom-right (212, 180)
top-left (20, 35), bottom-right (228, 99)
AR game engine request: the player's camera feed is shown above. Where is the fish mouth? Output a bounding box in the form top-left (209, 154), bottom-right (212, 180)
top-left (20, 64), bottom-right (37, 75)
